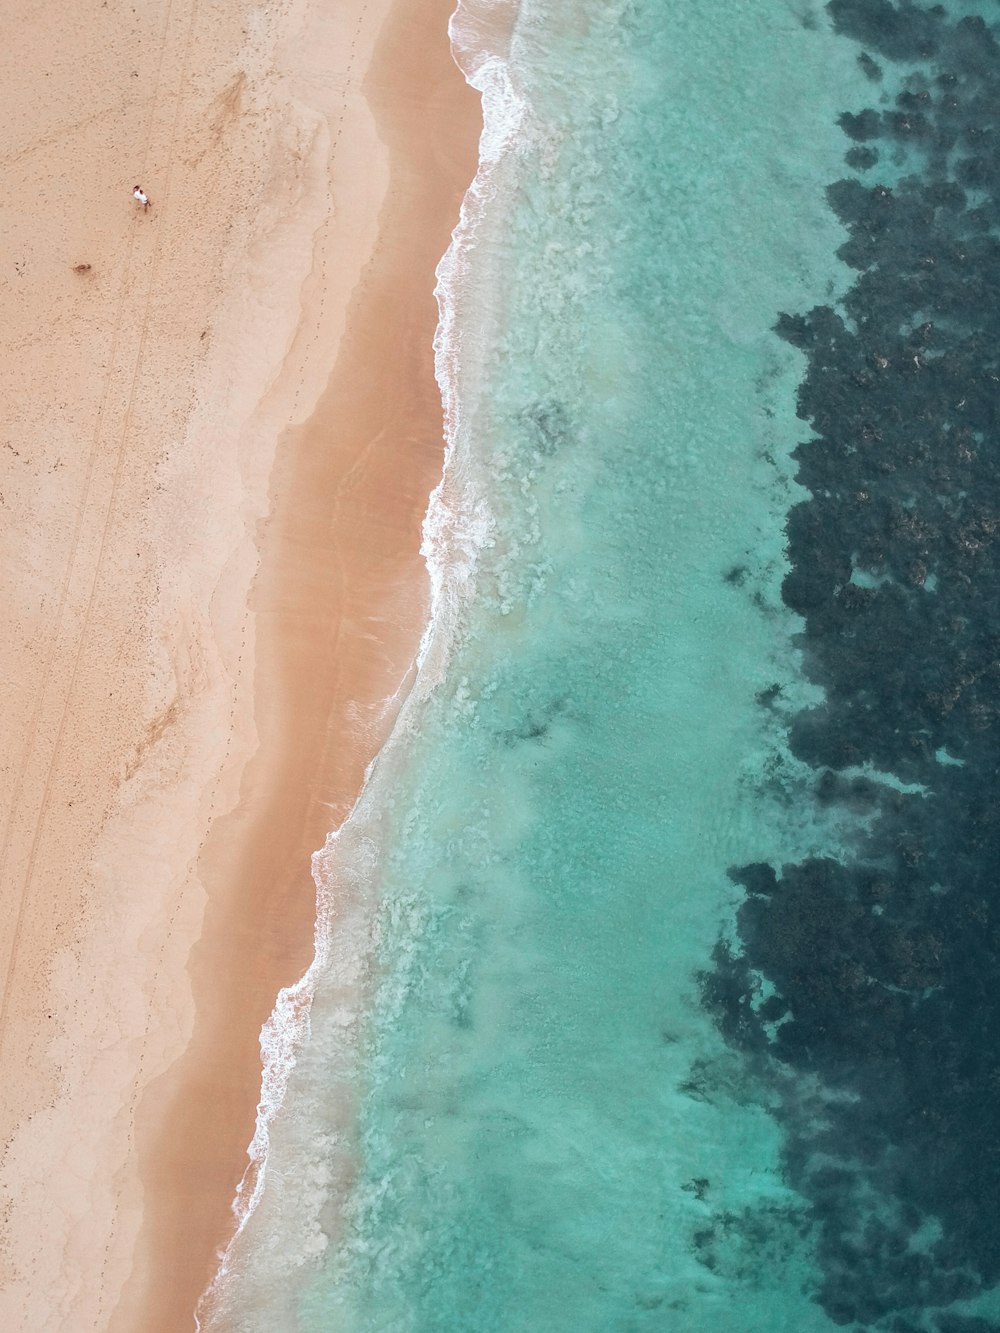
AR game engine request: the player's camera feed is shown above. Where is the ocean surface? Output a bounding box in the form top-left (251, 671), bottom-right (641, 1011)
top-left (202, 1), bottom-right (1000, 1329)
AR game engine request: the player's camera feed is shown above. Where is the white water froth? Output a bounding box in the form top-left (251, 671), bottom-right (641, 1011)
top-left (417, 0), bottom-right (530, 692)
top-left (194, 4), bottom-right (529, 1326)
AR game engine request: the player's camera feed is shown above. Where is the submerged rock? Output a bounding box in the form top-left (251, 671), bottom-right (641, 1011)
top-left (706, 0), bottom-right (1000, 1324)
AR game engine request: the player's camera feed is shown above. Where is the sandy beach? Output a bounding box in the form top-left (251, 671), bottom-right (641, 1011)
top-left (0, 0), bottom-right (478, 1326)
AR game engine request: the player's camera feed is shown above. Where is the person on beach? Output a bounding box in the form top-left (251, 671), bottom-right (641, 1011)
top-left (132, 185), bottom-right (150, 210)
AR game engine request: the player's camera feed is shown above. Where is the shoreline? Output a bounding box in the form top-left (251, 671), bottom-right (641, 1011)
top-left (117, 0), bottom-right (482, 1324)
top-left (0, 0), bottom-right (479, 1326)
top-left (193, 0), bottom-right (528, 1312)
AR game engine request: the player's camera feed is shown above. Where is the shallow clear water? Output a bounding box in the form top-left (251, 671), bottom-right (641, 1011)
top-left (205, 1), bottom-right (1000, 1329)
top-left (301, 1), bottom-right (861, 1327)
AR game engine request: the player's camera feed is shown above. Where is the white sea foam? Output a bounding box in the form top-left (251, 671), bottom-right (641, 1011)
top-left (194, 3), bottom-right (529, 1326)
top-left (417, 0), bottom-right (530, 690)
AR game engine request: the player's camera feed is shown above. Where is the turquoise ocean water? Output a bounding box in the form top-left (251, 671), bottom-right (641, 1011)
top-left (199, 0), bottom-right (1000, 1329)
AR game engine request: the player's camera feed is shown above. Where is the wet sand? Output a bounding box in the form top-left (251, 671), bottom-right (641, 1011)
top-left (0, 0), bottom-right (478, 1326)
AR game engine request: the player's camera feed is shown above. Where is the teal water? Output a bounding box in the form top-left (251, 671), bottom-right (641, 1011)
top-left (294, 2), bottom-right (866, 1328)
top-left (198, 1), bottom-right (1000, 1329)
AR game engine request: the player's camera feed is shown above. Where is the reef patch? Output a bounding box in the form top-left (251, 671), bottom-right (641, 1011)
top-left (706, 2), bottom-right (1000, 1327)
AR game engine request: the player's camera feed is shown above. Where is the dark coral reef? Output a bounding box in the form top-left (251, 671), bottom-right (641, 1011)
top-left (704, 2), bottom-right (1000, 1328)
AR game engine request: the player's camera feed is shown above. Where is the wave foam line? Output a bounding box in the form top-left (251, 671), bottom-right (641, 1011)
top-left (194, 2), bottom-right (528, 1325)
top-left (418, 0), bottom-right (528, 685)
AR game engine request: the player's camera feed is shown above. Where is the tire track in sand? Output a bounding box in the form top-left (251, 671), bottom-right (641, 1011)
top-left (0, 0), bottom-right (202, 1319)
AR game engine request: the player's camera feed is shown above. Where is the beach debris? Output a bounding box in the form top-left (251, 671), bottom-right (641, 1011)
top-left (132, 185), bottom-right (150, 210)
top-left (72, 263), bottom-right (92, 274)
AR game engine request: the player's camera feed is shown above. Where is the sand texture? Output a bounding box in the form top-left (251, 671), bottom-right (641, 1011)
top-left (0, 0), bottom-right (478, 1326)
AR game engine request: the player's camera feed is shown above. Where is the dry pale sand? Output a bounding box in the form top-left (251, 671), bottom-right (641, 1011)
top-left (0, 0), bottom-right (478, 1327)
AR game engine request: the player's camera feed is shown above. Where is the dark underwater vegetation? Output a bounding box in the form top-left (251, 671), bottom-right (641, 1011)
top-left (706, 1), bottom-right (1000, 1328)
